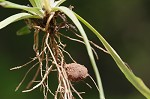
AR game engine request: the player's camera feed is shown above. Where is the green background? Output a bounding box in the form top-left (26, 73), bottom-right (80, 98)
top-left (0, 0), bottom-right (150, 99)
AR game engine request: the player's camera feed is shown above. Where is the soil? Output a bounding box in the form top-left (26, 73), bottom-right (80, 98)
top-left (65, 63), bottom-right (89, 82)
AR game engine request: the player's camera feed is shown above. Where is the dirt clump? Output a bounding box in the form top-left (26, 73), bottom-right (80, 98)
top-left (65, 63), bottom-right (89, 82)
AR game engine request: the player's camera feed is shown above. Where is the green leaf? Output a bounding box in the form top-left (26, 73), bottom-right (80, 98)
top-left (35, 0), bottom-right (42, 9)
top-left (0, 1), bottom-right (44, 17)
top-left (0, 12), bottom-right (39, 30)
top-left (16, 25), bottom-right (31, 36)
top-left (55, 0), bottom-right (66, 7)
top-left (0, 0), bottom-right (5, 2)
top-left (52, 6), bottom-right (105, 99)
top-left (29, 0), bottom-right (36, 7)
top-left (29, 0), bottom-right (42, 9)
top-left (75, 13), bottom-right (150, 99)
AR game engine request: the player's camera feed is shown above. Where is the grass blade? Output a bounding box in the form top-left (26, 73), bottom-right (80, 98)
top-left (29, 0), bottom-right (42, 9)
top-left (0, 12), bottom-right (39, 30)
top-left (0, 0), bottom-right (5, 2)
top-left (29, 0), bottom-right (36, 7)
top-left (0, 1), bottom-right (43, 17)
top-left (55, 0), bottom-right (66, 7)
top-left (53, 6), bottom-right (105, 99)
top-left (75, 13), bottom-right (150, 99)
top-left (16, 25), bottom-right (31, 36)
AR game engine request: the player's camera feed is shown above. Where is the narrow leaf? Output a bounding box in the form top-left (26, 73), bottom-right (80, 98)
top-left (16, 25), bottom-right (31, 36)
top-left (0, 12), bottom-right (39, 29)
top-left (53, 6), bottom-right (105, 99)
top-left (35, 0), bottom-right (42, 9)
top-left (29, 0), bottom-right (36, 7)
top-left (0, 0), bottom-right (5, 2)
top-left (29, 0), bottom-right (42, 9)
top-left (0, 1), bottom-right (43, 17)
top-left (75, 13), bottom-right (150, 99)
top-left (55, 0), bottom-right (66, 7)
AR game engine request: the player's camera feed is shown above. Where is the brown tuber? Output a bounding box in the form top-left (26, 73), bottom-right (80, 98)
top-left (65, 63), bottom-right (89, 82)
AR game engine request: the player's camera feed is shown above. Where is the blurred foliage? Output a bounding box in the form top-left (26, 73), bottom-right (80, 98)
top-left (0, 0), bottom-right (150, 99)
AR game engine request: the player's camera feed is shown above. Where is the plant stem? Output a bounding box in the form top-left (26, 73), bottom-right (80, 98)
top-left (43, 0), bottom-right (51, 13)
top-left (53, 7), bottom-right (106, 99)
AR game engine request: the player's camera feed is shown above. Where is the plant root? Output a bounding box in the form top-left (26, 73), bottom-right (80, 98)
top-left (10, 11), bottom-right (105, 99)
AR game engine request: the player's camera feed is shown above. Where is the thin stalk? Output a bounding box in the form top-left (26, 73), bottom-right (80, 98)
top-left (52, 7), bottom-right (105, 99)
top-left (75, 12), bottom-right (150, 99)
top-left (43, 0), bottom-right (51, 13)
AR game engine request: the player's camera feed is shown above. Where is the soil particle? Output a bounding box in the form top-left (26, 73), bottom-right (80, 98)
top-left (65, 63), bottom-right (88, 82)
